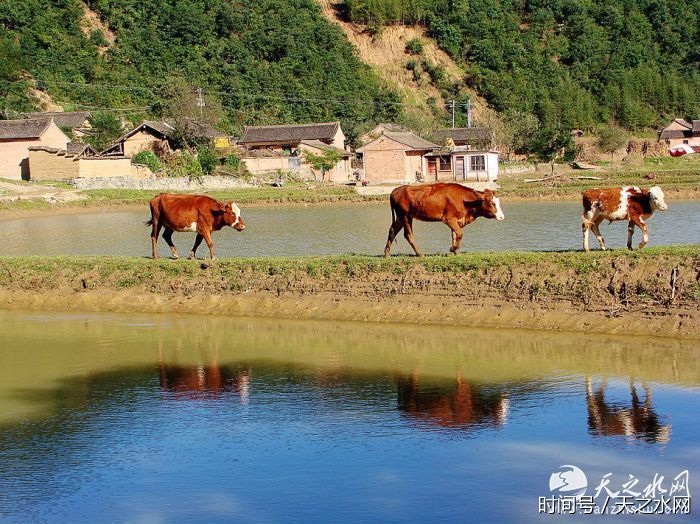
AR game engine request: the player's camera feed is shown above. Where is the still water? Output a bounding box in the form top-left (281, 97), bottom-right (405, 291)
top-left (0, 310), bottom-right (698, 522)
top-left (1, 200), bottom-right (698, 257)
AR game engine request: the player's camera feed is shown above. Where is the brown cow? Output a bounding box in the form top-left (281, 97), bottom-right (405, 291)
top-left (147, 193), bottom-right (245, 260)
top-left (384, 183), bottom-right (505, 256)
top-left (581, 186), bottom-right (667, 251)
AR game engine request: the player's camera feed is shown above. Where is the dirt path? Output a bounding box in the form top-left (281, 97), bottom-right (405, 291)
top-left (0, 181), bottom-right (87, 205)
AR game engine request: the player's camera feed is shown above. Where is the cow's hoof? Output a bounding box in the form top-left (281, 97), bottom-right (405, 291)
top-left (171, 254), bottom-right (179, 260)
top-left (188, 253), bottom-right (195, 260)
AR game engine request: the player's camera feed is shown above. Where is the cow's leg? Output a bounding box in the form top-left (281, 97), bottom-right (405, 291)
top-left (162, 228), bottom-right (178, 259)
top-left (630, 215), bottom-right (648, 249)
top-left (627, 220), bottom-right (635, 250)
top-left (202, 230), bottom-right (217, 260)
top-left (151, 220), bottom-right (162, 259)
top-left (403, 216), bottom-right (422, 257)
top-left (582, 217), bottom-right (591, 252)
top-left (446, 219), bottom-right (463, 254)
top-left (591, 217), bottom-right (606, 250)
top-left (384, 215), bottom-right (404, 257)
top-left (188, 234), bottom-right (204, 260)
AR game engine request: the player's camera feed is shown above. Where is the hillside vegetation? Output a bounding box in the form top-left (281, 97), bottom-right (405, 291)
top-left (0, 0), bottom-right (399, 140)
top-left (341, 0), bottom-right (700, 130)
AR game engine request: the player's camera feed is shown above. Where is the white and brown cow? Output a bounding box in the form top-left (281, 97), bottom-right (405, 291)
top-left (581, 186), bottom-right (668, 251)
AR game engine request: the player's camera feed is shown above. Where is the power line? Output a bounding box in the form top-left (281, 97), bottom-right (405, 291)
top-left (35, 79), bottom-right (468, 109)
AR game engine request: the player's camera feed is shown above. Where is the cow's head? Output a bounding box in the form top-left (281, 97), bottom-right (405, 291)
top-left (649, 186), bottom-right (668, 211)
top-left (478, 190), bottom-right (505, 221)
top-left (224, 202), bottom-right (246, 231)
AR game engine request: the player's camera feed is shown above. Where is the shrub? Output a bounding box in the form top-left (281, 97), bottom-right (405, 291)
top-left (132, 150), bottom-right (161, 173)
top-left (197, 147), bottom-right (218, 175)
top-left (405, 38), bottom-right (424, 55)
top-left (224, 154), bottom-right (240, 169)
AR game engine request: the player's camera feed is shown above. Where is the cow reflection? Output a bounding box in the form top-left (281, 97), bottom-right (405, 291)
top-left (158, 362), bottom-right (251, 401)
top-left (397, 374), bottom-right (508, 430)
top-left (586, 377), bottom-right (670, 443)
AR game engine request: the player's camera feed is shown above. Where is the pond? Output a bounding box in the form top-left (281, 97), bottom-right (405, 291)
top-left (0, 310), bottom-right (698, 522)
top-left (1, 200), bottom-right (698, 257)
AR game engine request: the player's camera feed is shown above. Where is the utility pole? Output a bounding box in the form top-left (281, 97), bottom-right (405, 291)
top-left (450, 99), bottom-right (455, 129)
top-left (196, 87), bottom-right (205, 119)
top-left (467, 98), bottom-right (472, 128)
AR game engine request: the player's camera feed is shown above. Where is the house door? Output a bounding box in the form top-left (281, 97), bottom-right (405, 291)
top-left (454, 156), bottom-right (465, 181)
top-left (427, 158), bottom-right (438, 180)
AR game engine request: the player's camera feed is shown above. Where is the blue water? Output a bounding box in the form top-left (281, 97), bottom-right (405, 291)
top-left (0, 312), bottom-right (698, 522)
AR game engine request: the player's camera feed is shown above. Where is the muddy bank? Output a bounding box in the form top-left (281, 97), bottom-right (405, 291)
top-left (0, 248), bottom-right (698, 338)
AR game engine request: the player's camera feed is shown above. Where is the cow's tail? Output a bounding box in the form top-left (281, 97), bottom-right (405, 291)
top-left (145, 218), bottom-right (153, 227)
top-left (390, 199), bottom-right (399, 245)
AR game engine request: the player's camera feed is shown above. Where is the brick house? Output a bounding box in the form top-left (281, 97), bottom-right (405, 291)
top-left (0, 118), bottom-right (70, 180)
top-left (356, 131), bottom-right (437, 184)
top-left (658, 118), bottom-right (700, 149)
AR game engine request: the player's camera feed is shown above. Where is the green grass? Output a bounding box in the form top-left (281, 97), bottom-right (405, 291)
top-left (0, 245), bottom-right (696, 279)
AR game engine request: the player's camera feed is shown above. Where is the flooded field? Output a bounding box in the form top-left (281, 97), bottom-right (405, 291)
top-left (1, 200), bottom-right (698, 257)
top-left (0, 310), bottom-right (698, 522)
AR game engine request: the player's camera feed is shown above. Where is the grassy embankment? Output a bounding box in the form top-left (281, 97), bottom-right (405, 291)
top-left (1, 246), bottom-right (698, 338)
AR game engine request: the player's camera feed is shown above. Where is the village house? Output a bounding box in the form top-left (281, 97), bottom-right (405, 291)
top-left (102, 120), bottom-right (229, 157)
top-left (0, 118), bottom-right (70, 180)
top-left (102, 121), bottom-right (175, 157)
top-left (23, 111), bottom-right (92, 138)
top-left (423, 147), bottom-right (499, 182)
top-left (237, 122), bottom-right (351, 180)
top-left (658, 118), bottom-right (700, 149)
top-left (356, 131), bottom-right (437, 184)
top-left (431, 127), bottom-right (493, 149)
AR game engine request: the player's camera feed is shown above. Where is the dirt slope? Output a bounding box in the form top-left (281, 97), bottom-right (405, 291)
top-left (315, 0), bottom-right (488, 128)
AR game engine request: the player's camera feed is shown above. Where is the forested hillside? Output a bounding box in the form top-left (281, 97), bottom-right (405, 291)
top-left (0, 0), bottom-right (399, 139)
top-left (343, 0), bottom-right (700, 129)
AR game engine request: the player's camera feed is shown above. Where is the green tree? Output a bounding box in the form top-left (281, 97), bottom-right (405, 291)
top-left (595, 124), bottom-right (628, 164)
top-left (531, 126), bottom-right (576, 175)
top-left (133, 151), bottom-right (162, 173)
top-left (84, 112), bottom-right (123, 152)
top-left (302, 149), bottom-right (343, 181)
top-left (197, 147), bottom-right (218, 175)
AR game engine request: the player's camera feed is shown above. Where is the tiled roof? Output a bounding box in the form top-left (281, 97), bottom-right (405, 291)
top-left (431, 127), bottom-right (493, 145)
top-left (239, 122), bottom-right (340, 144)
top-left (0, 118), bottom-right (52, 140)
top-left (300, 139), bottom-right (350, 156)
top-left (381, 131), bottom-right (437, 150)
top-left (24, 111), bottom-right (90, 129)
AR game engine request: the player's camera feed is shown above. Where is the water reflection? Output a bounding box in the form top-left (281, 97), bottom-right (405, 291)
top-left (397, 374), bottom-right (508, 430)
top-left (586, 377), bottom-right (671, 444)
top-left (0, 311), bottom-right (699, 522)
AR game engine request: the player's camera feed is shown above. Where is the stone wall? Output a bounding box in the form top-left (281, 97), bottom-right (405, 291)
top-left (70, 175), bottom-right (253, 191)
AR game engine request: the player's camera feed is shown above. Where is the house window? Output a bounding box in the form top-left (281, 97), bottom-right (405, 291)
top-left (470, 155), bottom-right (486, 171)
top-left (439, 157), bottom-right (452, 170)
top-left (683, 140), bottom-right (689, 144)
